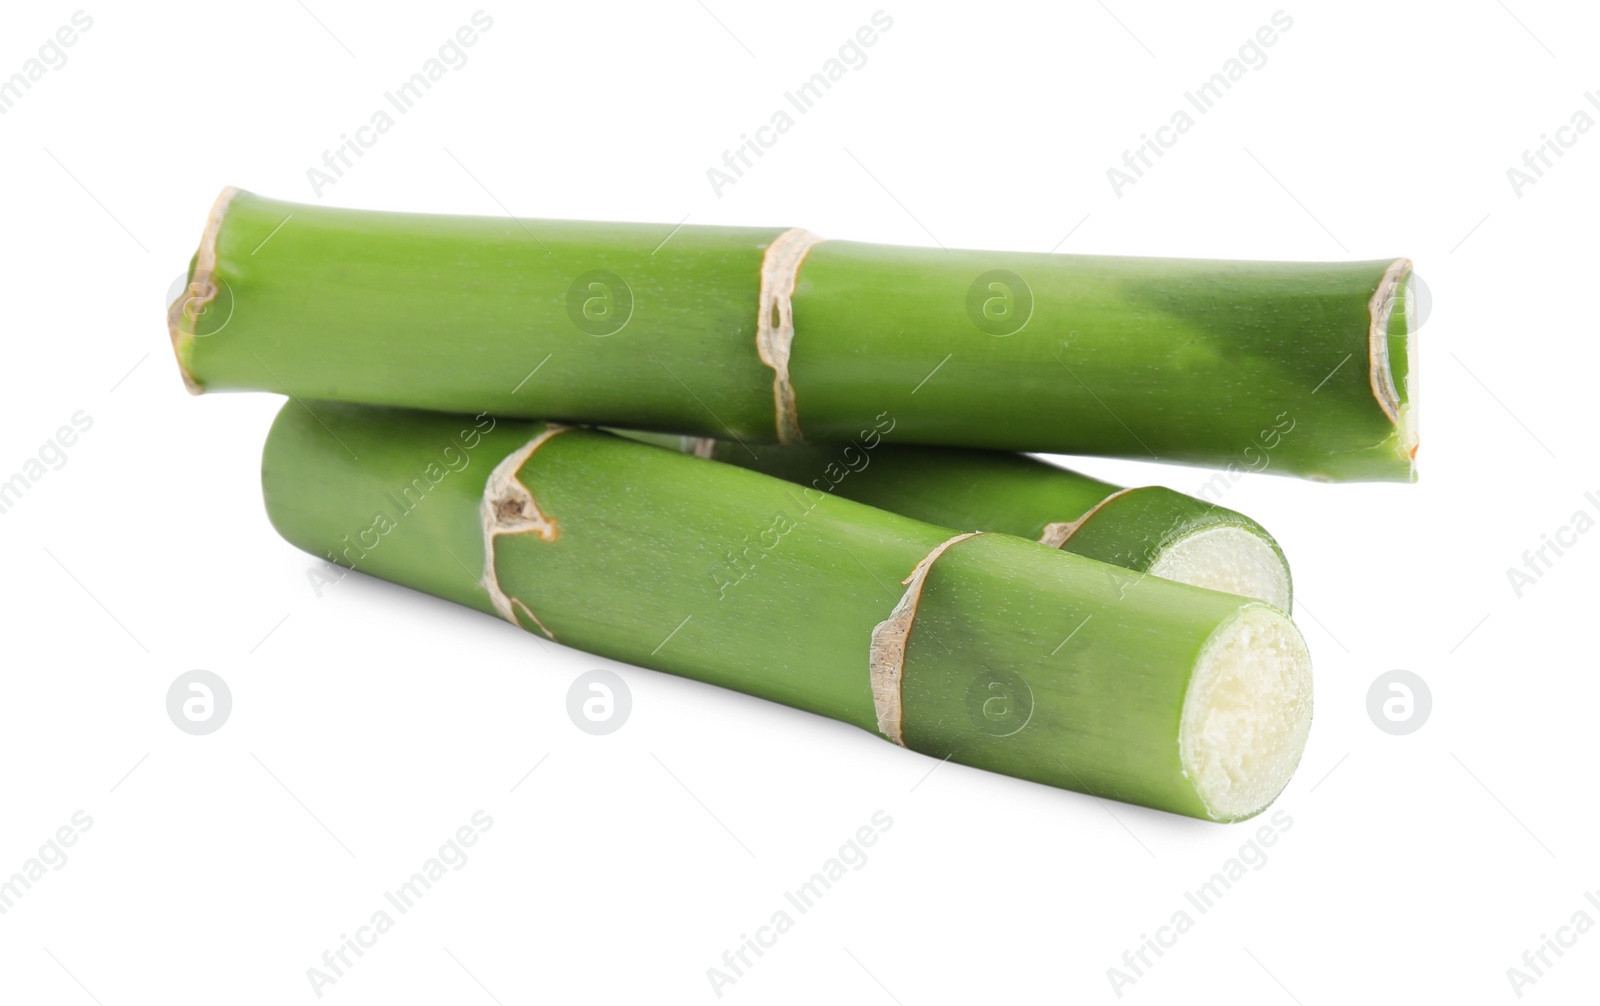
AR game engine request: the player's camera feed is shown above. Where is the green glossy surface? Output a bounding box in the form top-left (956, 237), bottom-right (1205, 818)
top-left (189, 191), bottom-right (785, 437)
top-left (622, 435), bottom-right (1291, 607)
top-left (1065, 486), bottom-right (1290, 604)
top-left (264, 404), bottom-right (941, 730)
top-left (792, 242), bottom-right (1412, 482)
top-left (901, 534), bottom-right (1252, 821)
top-left (262, 403), bottom-right (1276, 819)
top-left (698, 440), bottom-right (1119, 541)
top-left (180, 192), bottom-right (1413, 482)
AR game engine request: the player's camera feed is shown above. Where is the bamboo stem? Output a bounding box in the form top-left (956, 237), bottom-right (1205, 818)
top-left (627, 434), bottom-right (1293, 610)
top-left (172, 189), bottom-right (1416, 482)
top-left (261, 402), bottom-right (1312, 821)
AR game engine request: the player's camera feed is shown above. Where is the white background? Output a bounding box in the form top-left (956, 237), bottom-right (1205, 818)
top-left (1, 1), bottom-right (1595, 1003)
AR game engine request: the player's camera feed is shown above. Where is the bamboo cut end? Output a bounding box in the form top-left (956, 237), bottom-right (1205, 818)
top-left (1179, 604), bottom-right (1312, 821)
top-left (165, 186), bottom-right (242, 395)
top-left (1149, 524), bottom-right (1292, 613)
top-left (1369, 257), bottom-right (1419, 480)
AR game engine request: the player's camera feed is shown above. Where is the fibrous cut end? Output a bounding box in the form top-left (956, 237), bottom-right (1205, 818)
top-left (165, 186), bottom-right (241, 395)
top-left (1370, 257), bottom-right (1419, 478)
top-left (1149, 524), bottom-right (1292, 612)
top-left (1178, 604), bottom-right (1312, 822)
top-left (1395, 269), bottom-right (1421, 470)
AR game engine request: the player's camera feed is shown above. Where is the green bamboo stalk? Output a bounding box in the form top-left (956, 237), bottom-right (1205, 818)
top-left (261, 401), bottom-right (1313, 821)
top-left (625, 433), bottom-right (1292, 610)
top-left (172, 188), bottom-right (1417, 482)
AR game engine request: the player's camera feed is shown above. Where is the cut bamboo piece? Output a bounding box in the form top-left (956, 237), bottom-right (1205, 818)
top-left (260, 402), bottom-right (1313, 821)
top-left (172, 189), bottom-right (1417, 482)
top-left (627, 435), bottom-right (1293, 611)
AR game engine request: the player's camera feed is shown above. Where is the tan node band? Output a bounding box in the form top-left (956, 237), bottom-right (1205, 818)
top-left (1037, 487), bottom-right (1138, 548)
top-left (1367, 257), bottom-right (1414, 428)
top-left (480, 426), bottom-right (569, 638)
top-left (868, 532), bottom-right (982, 745)
top-left (755, 228), bottom-right (826, 445)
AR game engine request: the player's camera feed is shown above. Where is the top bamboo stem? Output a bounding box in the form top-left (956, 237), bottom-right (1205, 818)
top-left (169, 189), bottom-right (1417, 482)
